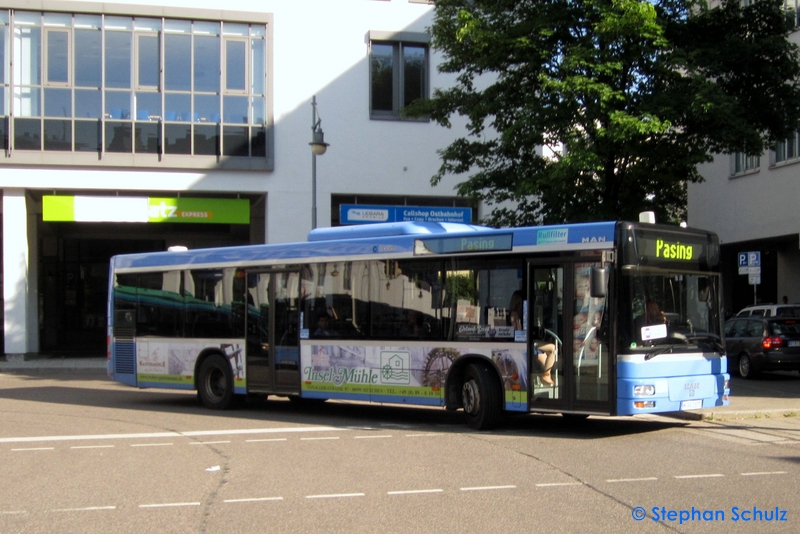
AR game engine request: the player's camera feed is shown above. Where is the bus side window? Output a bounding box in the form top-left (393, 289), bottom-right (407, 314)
top-left (113, 274), bottom-right (138, 336)
top-left (186, 269), bottom-right (237, 338)
top-left (134, 271), bottom-right (184, 337)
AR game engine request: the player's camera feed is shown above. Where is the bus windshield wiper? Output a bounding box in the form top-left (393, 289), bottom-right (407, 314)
top-left (644, 345), bottom-right (675, 360)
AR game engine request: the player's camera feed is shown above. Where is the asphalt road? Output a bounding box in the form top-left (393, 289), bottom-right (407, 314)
top-left (0, 370), bottom-right (798, 533)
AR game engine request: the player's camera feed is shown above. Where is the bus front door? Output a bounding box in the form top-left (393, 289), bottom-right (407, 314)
top-left (244, 270), bottom-right (301, 394)
top-left (528, 261), bottom-right (612, 414)
top-left (528, 265), bottom-right (566, 409)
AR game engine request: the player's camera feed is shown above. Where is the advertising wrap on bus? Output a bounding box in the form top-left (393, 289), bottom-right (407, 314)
top-left (300, 343), bottom-right (528, 411)
top-left (134, 338), bottom-right (247, 393)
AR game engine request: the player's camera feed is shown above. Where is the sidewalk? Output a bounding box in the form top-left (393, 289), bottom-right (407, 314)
top-left (0, 355), bottom-right (107, 373)
top-left (677, 374), bottom-right (800, 422)
top-left (672, 397), bottom-right (800, 422)
top-left (1, 356), bottom-right (798, 421)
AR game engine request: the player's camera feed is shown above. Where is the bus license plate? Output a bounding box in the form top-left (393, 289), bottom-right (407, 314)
top-left (789, 341), bottom-right (800, 347)
top-left (681, 400), bottom-right (702, 410)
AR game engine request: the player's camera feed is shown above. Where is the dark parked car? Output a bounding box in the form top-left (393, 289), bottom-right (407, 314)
top-left (724, 316), bottom-right (800, 378)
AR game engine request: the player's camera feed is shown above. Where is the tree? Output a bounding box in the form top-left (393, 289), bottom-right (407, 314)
top-left (415, 0), bottom-right (800, 225)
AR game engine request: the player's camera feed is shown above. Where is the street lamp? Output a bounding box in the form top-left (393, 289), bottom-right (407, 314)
top-left (309, 95), bottom-right (329, 229)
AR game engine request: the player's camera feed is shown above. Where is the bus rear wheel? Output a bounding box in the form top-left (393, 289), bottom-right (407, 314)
top-left (461, 363), bottom-right (502, 430)
top-left (198, 355), bottom-right (234, 410)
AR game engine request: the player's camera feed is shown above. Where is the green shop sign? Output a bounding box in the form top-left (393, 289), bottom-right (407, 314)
top-left (43, 195), bottom-right (250, 224)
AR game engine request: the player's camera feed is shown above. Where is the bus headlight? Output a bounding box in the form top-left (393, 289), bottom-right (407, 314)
top-left (634, 385), bottom-right (655, 396)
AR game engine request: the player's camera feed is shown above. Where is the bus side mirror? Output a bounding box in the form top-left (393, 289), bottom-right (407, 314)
top-left (590, 266), bottom-right (609, 298)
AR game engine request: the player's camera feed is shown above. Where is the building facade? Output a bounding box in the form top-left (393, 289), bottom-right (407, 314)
top-left (0, 0), bottom-right (475, 358)
top-left (689, 146), bottom-right (800, 316)
top-left (688, 17), bottom-right (800, 316)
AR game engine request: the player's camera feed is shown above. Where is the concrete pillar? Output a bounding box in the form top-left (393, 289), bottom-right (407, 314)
top-left (3, 189), bottom-right (31, 360)
top-left (27, 201), bottom-right (39, 354)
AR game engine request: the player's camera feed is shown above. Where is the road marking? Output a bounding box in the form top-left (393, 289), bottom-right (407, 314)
top-left (674, 474), bottom-right (724, 479)
top-left (0, 426), bottom-right (344, 444)
top-left (71, 445), bottom-right (114, 450)
top-left (306, 493), bottom-right (364, 499)
top-left (0, 511), bottom-right (27, 515)
top-left (224, 497), bottom-right (283, 503)
top-left (387, 489), bottom-right (443, 495)
top-left (606, 477), bottom-right (658, 483)
top-left (181, 427), bottom-right (343, 437)
top-left (11, 447), bottom-right (54, 452)
top-left (741, 471), bottom-right (787, 476)
top-left (300, 437), bottom-right (339, 441)
top-left (246, 438), bottom-right (287, 443)
top-left (139, 502), bottom-right (201, 508)
top-left (354, 435), bottom-right (392, 439)
top-left (130, 443), bottom-right (173, 447)
top-left (405, 433), bottom-right (438, 437)
top-left (535, 482), bottom-right (583, 487)
top-left (189, 441), bottom-right (231, 445)
top-left (51, 506), bottom-right (116, 512)
top-left (460, 485), bottom-right (516, 491)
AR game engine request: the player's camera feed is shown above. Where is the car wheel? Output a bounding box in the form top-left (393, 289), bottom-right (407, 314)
top-left (738, 354), bottom-right (755, 379)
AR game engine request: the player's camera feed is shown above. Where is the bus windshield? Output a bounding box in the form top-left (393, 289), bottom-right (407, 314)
top-left (621, 268), bottom-right (722, 352)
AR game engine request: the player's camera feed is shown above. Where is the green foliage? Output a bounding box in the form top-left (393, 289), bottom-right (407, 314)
top-left (413, 0), bottom-right (800, 225)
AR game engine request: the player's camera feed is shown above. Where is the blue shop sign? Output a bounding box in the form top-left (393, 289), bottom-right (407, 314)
top-left (340, 204), bottom-right (472, 225)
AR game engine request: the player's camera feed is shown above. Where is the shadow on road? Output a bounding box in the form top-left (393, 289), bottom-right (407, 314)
top-left (0, 374), bottom-right (686, 440)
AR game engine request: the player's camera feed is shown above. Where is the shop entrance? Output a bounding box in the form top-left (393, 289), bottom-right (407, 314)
top-left (39, 225), bottom-right (255, 355)
top-left (40, 238), bottom-right (165, 354)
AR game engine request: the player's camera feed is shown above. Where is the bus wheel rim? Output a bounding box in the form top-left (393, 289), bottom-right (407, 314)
top-left (462, 380), bottom-right (479, 414)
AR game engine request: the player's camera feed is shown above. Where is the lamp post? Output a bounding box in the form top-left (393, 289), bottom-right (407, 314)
top-left (309, 95), bottom-right (329, 230)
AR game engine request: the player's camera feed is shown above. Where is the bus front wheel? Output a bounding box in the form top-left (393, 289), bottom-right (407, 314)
top-left (461, 363), bottom-right (501, 430)
top-left (198, 355), bottom-right (234, 410)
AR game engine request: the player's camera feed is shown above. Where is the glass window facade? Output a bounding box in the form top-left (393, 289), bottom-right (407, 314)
top-left (733, 152), bottom-right (760, 175)
top-left (775, 130), bottom-right (800, 164)
top-left (0, 9), bottom-right (269, 161)
top-left (369, 39), bottom-right (428, 120)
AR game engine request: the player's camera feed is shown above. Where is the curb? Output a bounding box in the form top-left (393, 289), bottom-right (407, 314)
top-left (665, 408), bottom-right (800, 422)
top-left (0, 360), bottom-right (107, 374)
top-left (0, 367), bottom-right (107, 374)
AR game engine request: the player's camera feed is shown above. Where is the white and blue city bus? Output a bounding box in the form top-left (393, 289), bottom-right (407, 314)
top-left (107, 220), bottom-right (729, 429)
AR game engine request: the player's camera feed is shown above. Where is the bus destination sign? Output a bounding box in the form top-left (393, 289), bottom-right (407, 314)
top-left (627, 229), bottom-right (716, 268)
top-left (414, 233), bottom-right (514, 255)
top-left (654, 238), bottom-right (694, 260)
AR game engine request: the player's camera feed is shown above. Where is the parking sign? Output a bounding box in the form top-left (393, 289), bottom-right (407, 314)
top-left (738, 251), bottom-right (761, 281)
top-left (738, 253), bottom-right (748, 267)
